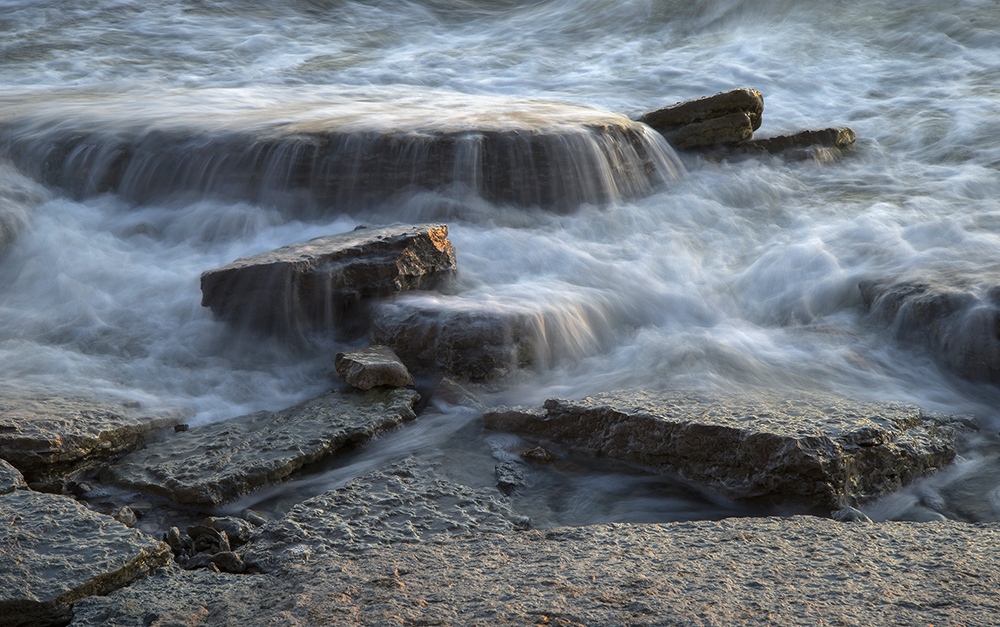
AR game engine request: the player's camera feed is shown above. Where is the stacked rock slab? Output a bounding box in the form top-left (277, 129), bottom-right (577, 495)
top-left (638, 88), bottom-right (764, 149)
top-left (0, 395), bottom-right (183, 484)
top-left (105, 388), bottom-right (420, 505)
top-left (859, 279), bottom-right (1000, 383)
top-left (335, 345), bottom-right (415, 390)
top-left (484, 390), bottom-right (961, 511)
top-left (0, 490), bottom-right (170, 627)
top-left (200, 224), bottom-right (456, 335)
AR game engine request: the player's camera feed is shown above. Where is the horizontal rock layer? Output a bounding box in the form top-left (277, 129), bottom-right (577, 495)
top-left (639, 88), bottom-right (764, 149)
top-left (0, 490), bottom-right (170, 627)
top-left (0, 395), bottom-right (183, 483)
top-left (70, 517), bottom-right (1000, 626)
top-left (484, 390), bottom-right (960, 510)
top-left (105, 388), bottom-right (420, 505)
top-left (200, 224), bottom-right (456, 334)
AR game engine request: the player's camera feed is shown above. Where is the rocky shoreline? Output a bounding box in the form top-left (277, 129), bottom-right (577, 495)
top-left (6, 90), bottom-right (998, 626)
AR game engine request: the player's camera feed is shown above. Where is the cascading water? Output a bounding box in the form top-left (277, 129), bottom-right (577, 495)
top-left (2, 0), bottom-right (1000, 526)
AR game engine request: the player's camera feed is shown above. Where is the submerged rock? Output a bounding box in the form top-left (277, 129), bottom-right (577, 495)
top-left (335, 345), bottom-right (415, 390)
top-left (484, 390), bottom-right (961, 510)
top-left (0, 490), bottom-right (170, 627)
top-left (639, 88), bottom-right (764, 149)
top-left (708, 126), bottom-right (858, 162)
top-left (859, 279), bottom-right (1000, 383)
top-left (105, 388), bottom-right (420, 506)
top-left (239, 458), bottom-right (529, 573)
top-left (0, 459), bottom-right (27, 494)
top-left (200, 224), bottom-right (457, 335)
top-left (0, 395), bottom-right (183, 483)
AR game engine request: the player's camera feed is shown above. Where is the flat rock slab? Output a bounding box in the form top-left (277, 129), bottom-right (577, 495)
top-left (335, 345), bottom-right (414, 390)
top-left (0, 458), bottom-right (27, 494)
top-left (638, 88), bottom-right (764, 149)
top-left (240, 458), bottom-right (529, 573)
top-left (0, 490), bottom-right (170, 627)
top-left (484, 390), bottom-right (961, 510)
top-left (71, 517), bottom-right (1000, 626)
top-left (201, 223), bottom-right (457, 334)
top-left (105, 388), bottom-right (420, 506)
top-left (0, 395), bottom-right (183, 483)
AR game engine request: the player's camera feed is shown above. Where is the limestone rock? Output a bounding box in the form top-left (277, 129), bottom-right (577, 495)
top-left (859, 279), bottom-right (1000, 383)
top-left (105, 388), bottom-right (420, 506)
top-left (0, 458), bottom-right (27, 494)
top-left (0, 490), bottom-right (170, 627)
top-left (200, 224), bottom-right (457, 335)
top-left (70, 517), bottom-right (1000, 627)
top-left (239, 458), bottom-right (530, 573)
top-left (335, 345), bottom-right (414, 389)
top-left (484, 390), bottom-right (960, 510)
top-left (639, 88), bottom-right (764, 149)
top-left (0, 395), bottom-right (183, 483)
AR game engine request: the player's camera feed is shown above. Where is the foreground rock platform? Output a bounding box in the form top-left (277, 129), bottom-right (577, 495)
top-left (0, 394), bottom-right (183, 483)
top-left (484, 390), bottom-right (961, 510)
top-left (105, 388), bottom-right (420, 505)
top-left (70, 517), bottom-right (1000, 626)
top-left (860, 279), bottom-right (1000, 383)
top-left (200, 224), bottom-right (457, 335)
top-left (0, 490), bottom-right (170, 627)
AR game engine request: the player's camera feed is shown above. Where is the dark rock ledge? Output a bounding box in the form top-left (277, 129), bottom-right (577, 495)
top-left (484, 389), bottom-right (963, 511)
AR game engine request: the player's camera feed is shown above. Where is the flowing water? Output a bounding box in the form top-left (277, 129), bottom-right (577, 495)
top-left (2, 0), bottom-right (1000, 525)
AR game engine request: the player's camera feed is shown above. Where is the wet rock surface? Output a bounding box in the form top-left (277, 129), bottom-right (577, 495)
top-left (70, 517), bottom-right (1000, 627)
top-left (105, 388), bottom-right (420, 506)
top-left (0, 458), bottom-right (27, 494)
top-left (239, 458), bottom-right (529, 573)
top-left (200, 224), bottom-right (457, 335)
top-left (638, 88), bottom-right (764, 149)
top-left (0, 490), bottom-right (170, 627)
top-left (335, 345), bottom-right (415, 390)
top-left (0, 395), bottom-right (183, 483)
top-left (484, 390), bottom-right (961, 510)
top-left (860, 279), bottom-right (1000, 383)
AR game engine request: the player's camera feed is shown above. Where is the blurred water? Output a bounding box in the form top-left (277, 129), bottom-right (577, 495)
top-left (1, 0), bottom-right (999, 524)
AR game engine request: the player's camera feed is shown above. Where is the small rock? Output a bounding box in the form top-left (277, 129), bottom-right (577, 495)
top-left (242, 509), bottom-right (269, 527)
top-left (164, 527), bottom-right (187, 556)
top-left (495, 462), bottom-right (525, 496)
top-left (202, 516), bottom-right (256, 548)
top-left (210, 551), bottom-right (246, 574)
top-left (334, 345), bottom-right (414, 390)
top-left (521, 446), bottom-right (557, 464)
top-left (0, 458), bottom-right (27, 495)
top-left (638, 88), bottom-right (764, 149)
top-left (112, 506), bottom-right (137, 527)
top-left (832, 507), bottom-right (873, 523)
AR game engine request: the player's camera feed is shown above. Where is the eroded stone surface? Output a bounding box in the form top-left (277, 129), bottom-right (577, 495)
top-left (70, 518), bottom-right (1000, 627)
top-left (0, 395), bottom-right (183, 483)
top-left (0, 458), bottom-right (27, 494)
top-left (639, 88), bottom-right (764, 149)
top-left (0, 490), bottom-right (170, 627)
top-left (105, 388), bottom-right (420, 505)
top-left (484, 390), bottom-right (961, 510)
top-left (239, 458), bottom-right (529, 573)
top-left (335, 345), bottom-right (415, 390)
top-left (200, 224), bottom-right (456, 334)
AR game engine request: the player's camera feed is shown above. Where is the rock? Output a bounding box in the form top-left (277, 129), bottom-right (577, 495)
top-left (200, 223), bottom-right (457, 335)
top-left (335, 345), bottom-right (415, 390)
top-left (370, 290), bottom-right (612, 380)
top-left (239, 458), bottom-right (529, 573)
top-left (0, 395), bottom-right (183, 483)
top-left (241, 509), bottom-right (269, 527)
top-left (832, 506), bottom-right (873, 523)
top-left (201, 516), bottom-right (257, 548)
top-left (105, 388), bottom-right (420, 506)
top-left (112, 506), bottom-right (137, 528)
top-left (859, 279), bottom-right (1000, 383)
top-left (739, 127), bottom-right (856, 155)
top-left (484, 390), bottom-right (960, 511)
top-left (495, 461), bottom-right (525, 496)
top-left (0, 490), bottom-right (170, 627)
top-left (521, 445), bottom-right (557, 464)
top-left (70, 517), bottom-right (1000, 626)
top-left (209, 551), bottom-right (246, 575)
top-left (638, 88), bottom-right (764, 149)
top-left (0, 458), bottom-right (27, 494)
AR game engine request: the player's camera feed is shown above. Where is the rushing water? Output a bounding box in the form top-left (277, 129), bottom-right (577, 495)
top-left (2, 0), bottom-right (1000, 524)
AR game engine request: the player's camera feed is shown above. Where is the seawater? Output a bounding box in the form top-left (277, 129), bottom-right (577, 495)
top-left (2, 0), bottom-right (1000, 524)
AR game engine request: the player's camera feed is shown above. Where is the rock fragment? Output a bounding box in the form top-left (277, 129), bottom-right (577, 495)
top-left (0, 490), bottom-right (170, 627)
top-left (335, 345), bottom-right (414, 389)
top-left (0, 394), bottom-right (183, 483)
top-left (0, 458), bottom-right (27, 494)
top-left (484, 390), bottom-right (960, 510)
top-left (639, 88), bottom-right (764, 149)
top-left (105, 388), bottom-right (420, 506)
top-left (200, 223), bottom-right (457, 335)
